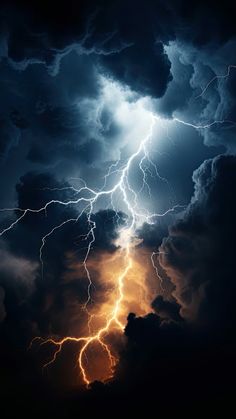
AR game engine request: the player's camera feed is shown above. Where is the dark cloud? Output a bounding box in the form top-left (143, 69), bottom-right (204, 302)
top-left (77, 138), bottom-right (104, 165)
top-left (160, 155), bottom-right (236, 331)
top-left (172, 0), bottom-right (236, 46)
top-left (0, 117), bottom-right (21, 160)
top-left (152, 295), bottom-right (182, 321)
top-left (0, 287), bottom-right (6, 322)
top-left (155, 44), bottom-right (194, 117)
top-left (0, 51), bottom-right (100, 164)
top-left (0, 0), bottom-right (93, 65)
top-left (99, 41), bottom-right (172, 98)
top-left (3, 0), bottom-right (235, 61)
top-left (137, 219), bottom-right (168, 248)
top-left (107, 310), bottom-right (235, 414)
top-left (0, 170), bottom-right (125, 340)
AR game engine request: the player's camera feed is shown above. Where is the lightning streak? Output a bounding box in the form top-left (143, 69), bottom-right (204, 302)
top-left (196, 64), bottom-right (236, 98)
top-left (0, 110), bottom-right (231, 385)
top-left (34, 238), bottom-right (132, 385)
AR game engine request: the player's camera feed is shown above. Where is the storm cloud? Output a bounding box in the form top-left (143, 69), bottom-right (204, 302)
top-left (0, 0), bottom-right (236, 416)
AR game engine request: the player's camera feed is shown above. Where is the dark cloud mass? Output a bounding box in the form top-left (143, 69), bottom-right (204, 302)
top-left (103, 155), bottom-right (236, 413)
top-left (100, 41), bottom-right (172, 97)
top-left (0, 0), bottom-right (236, 416)
top-left (160, 155), bottom-right (236, 329)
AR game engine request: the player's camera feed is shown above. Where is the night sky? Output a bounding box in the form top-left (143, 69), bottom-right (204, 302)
top-left (0, 1), bottom-right (236, 416)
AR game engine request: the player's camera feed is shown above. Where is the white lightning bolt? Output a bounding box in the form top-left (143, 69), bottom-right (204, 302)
top-left (1, 107), bottom-right (233, 384)
top-left (196, 64), bottom-right (236, 98)
top-left (0, 112), bottom-right (233, 304)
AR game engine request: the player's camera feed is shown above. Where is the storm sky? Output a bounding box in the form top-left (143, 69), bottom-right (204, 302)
top-left (0, 0), bottom-right (236, 416)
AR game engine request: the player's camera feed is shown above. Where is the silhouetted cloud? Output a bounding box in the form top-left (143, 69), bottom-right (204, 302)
top-left (160, 155), bottom-right (236, 331)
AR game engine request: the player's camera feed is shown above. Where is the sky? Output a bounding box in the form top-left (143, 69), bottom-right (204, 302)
top-left (0, 0), bottom-right (236, 416)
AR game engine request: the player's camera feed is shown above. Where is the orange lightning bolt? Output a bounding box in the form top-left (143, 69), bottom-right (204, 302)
top-left (32, 227), bottom-right (134, 386)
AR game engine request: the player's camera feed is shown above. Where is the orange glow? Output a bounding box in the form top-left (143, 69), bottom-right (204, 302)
top-left (32, 229), bottom-right (160, 386)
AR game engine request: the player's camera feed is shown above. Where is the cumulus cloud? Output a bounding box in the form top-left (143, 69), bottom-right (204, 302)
top-left (157, 40), bottom-right (236, 151)
top-left (159, 155), bottom-right (236, 330)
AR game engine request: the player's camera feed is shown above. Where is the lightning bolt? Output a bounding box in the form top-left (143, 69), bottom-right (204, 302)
top-left (31, 233), bottom-right (132, 386)
top-left (0, 109), bottom-right (232, 386)
top-left (196, 64), bottom-right (236, 98)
